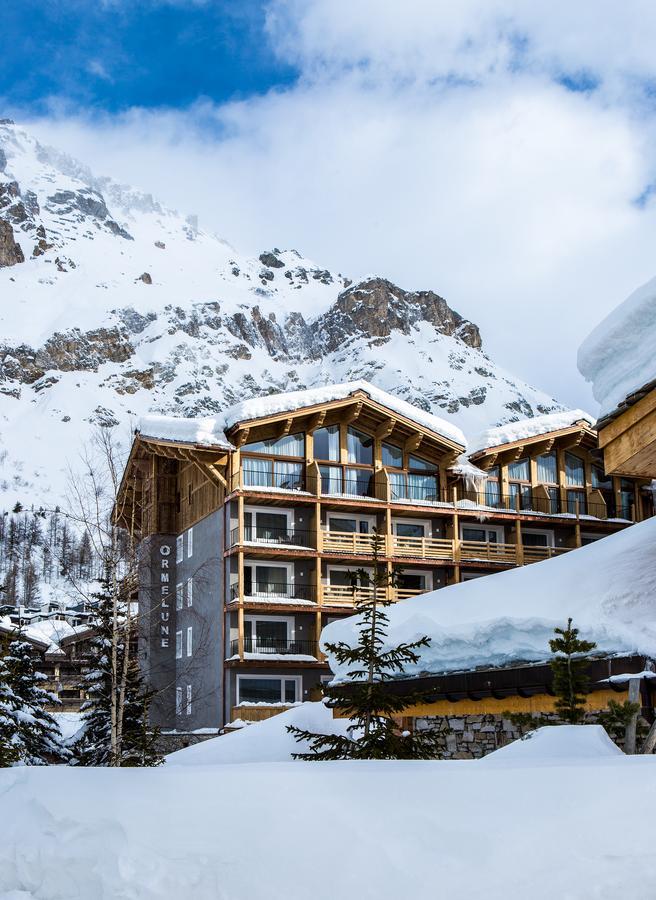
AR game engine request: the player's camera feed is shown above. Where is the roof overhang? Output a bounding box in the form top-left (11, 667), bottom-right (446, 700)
top-left (469, 421), bottom-right (598, 468)
top-left (596, 383), bottom-right (656, 478)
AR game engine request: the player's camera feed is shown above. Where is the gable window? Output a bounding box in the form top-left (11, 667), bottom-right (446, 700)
top-left (389, 469), bottom-right (439, 502)
top-left (242, 433), bottom-right (304, 457)
top-left (565, 453), bottom-right (584, 487)
top-left (536, 453), bottom-right (557, 484)
top-left (347, 427), bottom-right (373, 465)
top-left (313, 426), bottom-right (339, 461)
top-left (319, 464), bottom-right (373, 498)
top-left (382, 442), bottom-right (403, 468)
top-left (243, 458), bottom-right (304, 490)
top-left (408, 455), bottom-right (437, 473)
top-left (508, 458), bottom-right (531, 511)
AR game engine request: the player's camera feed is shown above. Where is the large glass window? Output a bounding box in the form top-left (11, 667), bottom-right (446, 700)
top-left (382, 442), bottom-right (403, 468)
top-left (237, 676), bottom-right (300, 705)
top-left (344, 467), bottom-right (374, 497)
top-left (508, 459), bottom-right (530, 481)
top-left (394, 521), bottom-right (426, 538)
top-left (567, 490), bottom-right (586, 515)
top-left (390, 471), bottom-right (438, 501)
top-left (313, 426), bottom-right (339, 461)
top-left (592, 466), bottom-right (612, 490)
top-left (244, 511), bottom-right (289, 542)
top-left (485, 466), bottom-right (501, 508)
top-left (244, 564), bottom-right (289, 597)
top-left (242, 458), bottom-right (303, 490)
top-left (509, 482), bottom-right (531, 511)
top-left (536, 453), bottom-right (557, 484)
top-left (408, 455), bottom-right (437, 473)
top-left (328, 517), bottom-right (370, 534)
top-left (619, 479), bottom-right (635, 520)
top-left (242, 433), bottom-right (304, 457)
top-left (565, 453), bottom-right (585, 487)
top-left (463, 526), bottom-right (499, 543)
top-left (319, 464), bottom-right (341, 495)
top-left (347, 428), bottom-right (373, 465)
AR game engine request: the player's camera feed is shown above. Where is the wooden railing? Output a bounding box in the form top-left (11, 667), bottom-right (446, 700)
top-left (322, 531), bottom-right (374, 554)
top-left (230, 705), bottom-right (291, 724)
top-left (322, 584), bottom-right (376, 606)
top-left (390, 534), bottom-right (452, 560)
top-left (522, 545), bottom-right (568, 564)
top-left (459, 540), bottom-right (519, 564)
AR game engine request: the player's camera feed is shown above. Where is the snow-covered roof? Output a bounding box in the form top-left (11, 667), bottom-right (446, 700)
top-left (469, 409), bottom-right (595, 457)
top-left (137, 414), bottom-right (233, 449)
top-left (578, 274), bottom-right (656, 419)
top-left (322, 515), bottom-right (656, 679)
top-left (0, 615), bottom-right (93, 655)
top-left (138, 380), bottom-right (467, 450)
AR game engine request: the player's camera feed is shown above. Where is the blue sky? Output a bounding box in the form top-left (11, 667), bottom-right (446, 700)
top-left (4, 1), bottom-right (656, 410)
top-left (2, 1), bottom-right (294, 113)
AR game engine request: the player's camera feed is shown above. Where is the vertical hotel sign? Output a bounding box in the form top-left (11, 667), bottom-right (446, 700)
top-left (159, 542), bottom-right (172, 648)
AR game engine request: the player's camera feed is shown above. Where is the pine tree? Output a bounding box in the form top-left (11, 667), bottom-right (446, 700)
top-left (74, 580), bottom-right (162, 766)
top-left (288, 528), bottom-right (441, 760)
top-left (0, 654), bottom-right (21, 767)
top-left (3, 635), bottom-right (68, 764)
top-left (549, 618), bottom-right (597, 724)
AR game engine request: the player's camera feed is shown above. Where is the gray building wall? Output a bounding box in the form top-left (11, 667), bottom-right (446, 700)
top-left (173, 508), bottom-right (224, 732)
top-left (138, 533), bottom-right (177, 728)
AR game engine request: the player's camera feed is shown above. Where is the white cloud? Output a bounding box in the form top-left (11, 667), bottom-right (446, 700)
top-left (15, 0), bottom-right (656, 410)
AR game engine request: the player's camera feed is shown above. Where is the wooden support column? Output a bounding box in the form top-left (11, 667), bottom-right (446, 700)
top-left (231, 448), bottom-right (241, 492)
top-left (315, 500), bottom-right (322, 552)
top-left (237, 550), bottom-right (245, 660)
top-left (625, 678), bottom-right (642, 754)
top-left (151, 455), bottom-right (159, 533)
top-left (385, 506), bottom-right (392, 556)
top-left (315, 553), bottom-right (324, 660)
top-left (515, 518), bottom-right (524, 566)
top-left (557, 448), bottom-right (567, 514)
top-left (451, 487), bottom-right (460, 583)
top-left (237, 494), bottom-right (244, 544)
top-left (500, 463), bottom-right (509, 510)
top-left (574, 519), bottom-right (582, 548)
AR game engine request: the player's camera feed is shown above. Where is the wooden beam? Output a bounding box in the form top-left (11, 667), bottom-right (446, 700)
top-left (376, 418), bottom-right (397, 440)
top-left (529, 437), bottom-right (555, 458)
top-left (276, 416), bottom-right (294, 438)
top-left (307, 410), bottom-right (326, 431)
top-left (404, 433), bottom-right (423, 453)
top-left (342, 401), bottom-right (363, 425)
top-left (233, 427), bottom-right (250, 448)
top-left (559, 430), bottom-right (584, 451)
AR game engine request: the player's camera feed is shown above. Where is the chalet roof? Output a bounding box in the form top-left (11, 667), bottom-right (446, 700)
top-left (138, 380), bottom-right (467, 451)
top-left (468, 409), bottom-right (596, 459)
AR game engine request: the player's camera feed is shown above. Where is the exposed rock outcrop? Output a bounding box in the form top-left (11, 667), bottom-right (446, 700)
top-left (0, 220), bottom-right (24, 267)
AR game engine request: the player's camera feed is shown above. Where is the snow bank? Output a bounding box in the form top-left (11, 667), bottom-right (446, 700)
top-left (2, 751), bottom-right (656, 899)
top-left (166, 702), bottom-right (352, 766)
top-left (479, 725), bottom-right (622, 766)
top-left (579, 274), bottom-right (656, 417)
top-left (470, 409), bottom-right (595, 456)
top-left (323, 516), bottom-right (656, 679)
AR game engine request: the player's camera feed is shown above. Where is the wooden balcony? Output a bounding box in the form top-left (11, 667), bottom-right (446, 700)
top-left (322, 531), bottom-right (374, 554)
top-left (523, 545), bottom-right (568, 564)
top-left (230, 705), bottom-right (292, 723)
top-left (390, 534), bottom-right (452, 560)
top-left (321, 584), bottom-right (375, 606)
top-left (459, 540), bottom-right (518, 564)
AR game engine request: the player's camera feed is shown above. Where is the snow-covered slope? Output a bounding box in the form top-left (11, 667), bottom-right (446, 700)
top-left (0, 120), bottom-right (563, 506)
top-left (323, 515), bottom-right (656, 678)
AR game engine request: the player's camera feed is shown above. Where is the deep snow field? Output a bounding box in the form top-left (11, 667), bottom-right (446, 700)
top-left (2, 709), bottom-right (656, 900)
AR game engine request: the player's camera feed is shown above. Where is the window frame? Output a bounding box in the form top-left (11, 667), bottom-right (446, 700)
top-left (176, 583), bottom-right (184, 611)
top-left (460, 523), bottom-right (504, 543)
top-left (236, 674), bottom-right (303, 706)
top-left (521, 528), bottom-right (555, 548)
top-left (187, 527), bottom-right (193, 558)
top-left (186, 684), bottom-right (192, 716)
top-left (176, 535), bottom-right (184, 564)
top-left (175, 686), bottom-right (183, 715)
top-left (175, 630), bottom-right (183, 659)
top-left (186, 626), bottom-right (193, 657)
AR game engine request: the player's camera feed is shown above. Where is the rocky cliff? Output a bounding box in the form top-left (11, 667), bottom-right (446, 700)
top-left (0, 120), bottom-right (562, 507)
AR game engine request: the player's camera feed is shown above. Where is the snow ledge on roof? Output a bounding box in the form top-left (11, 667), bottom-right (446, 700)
top-left (469, 409), bottom-right (595, 457)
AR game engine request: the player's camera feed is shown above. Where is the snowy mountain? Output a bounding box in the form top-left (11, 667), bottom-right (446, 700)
top-left (0, 119), bottom-right (563, 508)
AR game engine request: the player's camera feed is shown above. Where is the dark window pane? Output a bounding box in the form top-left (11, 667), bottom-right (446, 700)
top-left (382, 442), bottom-right (403, 467)
top-left (320, 465), bottom-right (341, 495)
top-left (239, 678), bottom-right (282, 704)
top-left (347, 428), bottom-right (373, 465)
top-left (395, 522), bottom-right (425, 537)
top-left (408, 455), bottom-right (437, 473)
top-left (522, 532), bottom-right (549, 547)
top-left (329, 517), bottom-right (357, 533)
top-left (313, 426), bottom-right (339, 461)
top-left (284, 679), bottom-right (298, 703)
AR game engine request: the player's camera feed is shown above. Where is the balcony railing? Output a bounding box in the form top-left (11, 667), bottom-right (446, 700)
top-left (322, 530), bottom-right (375, 554)
top-left (230, 582), bottom-right (317, 603)
top-left (318, 472), bottom-right (376, 499)
top-left (240, 468), bottom-right (306, 492)
top-left (229, 526), bottom-right (313, 549)
top-left (390, 534), bottom-right (453, 560)
top-left (459, 540), bottom-right (519, 564)
top-left (458, 489), bottom-right (635, 521)
top-left (229, 638), bottom-right (319, 657)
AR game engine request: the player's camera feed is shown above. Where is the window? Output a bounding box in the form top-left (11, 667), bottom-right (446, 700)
top-left (547, 487), bottom-right (560, 514)
top-left (244, 616), bottom-right (292, 652)
top-left (462, 525), bottom-right (502, 543)
top-left (320, 465), bottom-right (373, 497)
top-left (485, 466), bottom-right (501, 508)
top-left (347, 427), bottom-right (373, 465)
top-left (176, 686), bottom-right (183, 715)
top-left (186, 626), bottom-right (193, 657)
top-left (328, 566), bottom-right (372, 587)
top-left (565, 453), bottom-right (585, 487)
top-left (175, 630), bottom-right (183, 659)
top-left (567, 490), bottom-right (586, 514)
top-left (242, 433), bottom-right (304, 457)
top-left (393, 519), bottom-right (429, 538)
top-left (398, 571), bottom-right (431, 592)
top-left (176, 583), bottom-right (184, 611)
top-left (187, 527), bottom-right (193, 558)
top-left (244, 563), bottom-right (292, 598)
top-left (243, 458), bottom-right (304, 490)
top-left (328, 516), bottom-right (371, 534)
top-left (508, 458), bottom-right (531, 511)
top-left (389, 471), bottom-right (439, 502)
top-left (236, 675), bottom-right (301, 705)
top-left (536, 453), bottom-right (557, 484)
top-left (592, 466), bottom-right (612, 490)
top-left (176, 535), bottom-right (183, 563)
top-left (244, 510), bottom-right (290, 542)
top-left (186, 684), bottom-right (192, 716)
top-left (187, 577), bottom-right (193, 607)
top-left (382, 442), bottom-right (403, 468)
top-left (508, 459), bottom-right (530, 481)
top-left (522, 530), bottom-right (554, 547)
top-left (313, 426), bottom-right (339, 461)
top-left (619, 479), bottom-right (635, 520)
top-left (408, 455), bottom-right (437, 473)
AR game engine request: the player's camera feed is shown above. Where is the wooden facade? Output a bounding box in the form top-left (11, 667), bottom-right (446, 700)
top-left (596, 381), bottom-right (656, 478)
top-left (117, 387), bottom-right (653, 727)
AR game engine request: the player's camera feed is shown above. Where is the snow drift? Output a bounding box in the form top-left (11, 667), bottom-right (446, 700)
top-left (578, 274), bottom-right (656, 417)
top-left (479, 725), bottom-right (623, 765)
top-left (323, 516), bottom-right (656, 679)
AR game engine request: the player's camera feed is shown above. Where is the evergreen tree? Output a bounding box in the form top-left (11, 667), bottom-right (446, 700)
top-left (74, 580), bottom-right (162, 766)
top-left (288, 528), bottom-right (441, 760)
top-left (597, 698), bottom-right (647, 746)
top-left (0, 654), bottom-right (21, 767)
top-left (3, 635), bottom-right (68, 764)
top-left (549, 618), bottom-right (597, 724)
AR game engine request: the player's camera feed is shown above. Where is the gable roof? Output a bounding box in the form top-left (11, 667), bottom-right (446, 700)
top-left (469, 409), bottom-right (595, 458)
top-left (137, 380), bottom-right (467, 451)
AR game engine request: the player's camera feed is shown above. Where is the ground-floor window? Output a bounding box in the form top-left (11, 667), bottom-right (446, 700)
top-left (237, 675), bottom-right (302, 705)
top-left (522, 529), bottom-right (554, 547)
